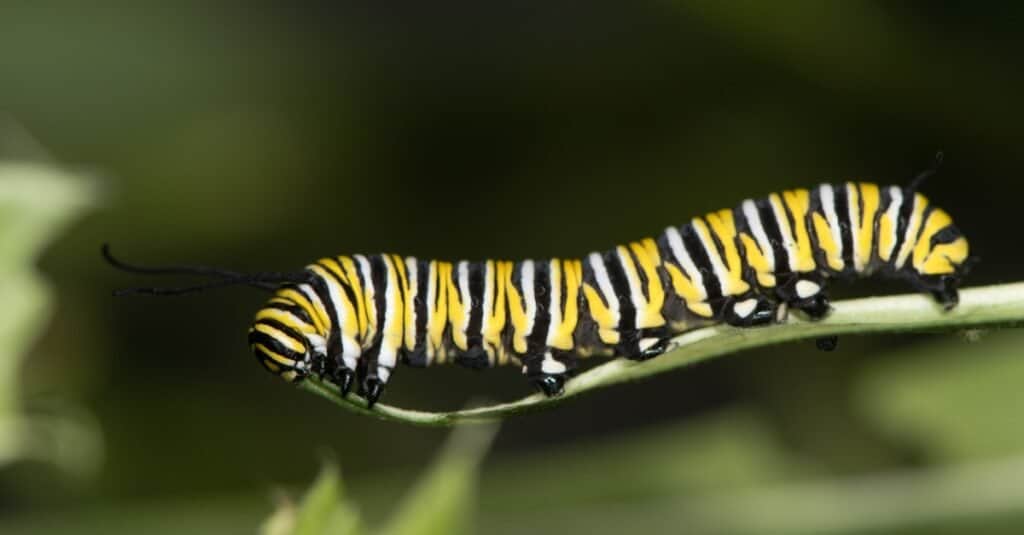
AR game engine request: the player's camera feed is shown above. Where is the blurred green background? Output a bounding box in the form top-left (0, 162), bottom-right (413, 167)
top-left (2, 2), bottom-right (1024, 533)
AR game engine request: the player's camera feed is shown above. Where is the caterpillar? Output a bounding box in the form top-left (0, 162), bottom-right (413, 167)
top-left (104, 161), bottom-right (971, 408)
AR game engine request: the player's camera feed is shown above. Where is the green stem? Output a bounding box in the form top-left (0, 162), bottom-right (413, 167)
top-left (298, 282), bottom-right (1024, 427)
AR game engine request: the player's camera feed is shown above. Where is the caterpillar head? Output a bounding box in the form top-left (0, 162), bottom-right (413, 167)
top-left (249, 290), bottom-right (329, 383)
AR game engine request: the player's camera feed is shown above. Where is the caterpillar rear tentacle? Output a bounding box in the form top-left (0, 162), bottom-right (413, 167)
top-left (242, 182), bottom-right (971, 407)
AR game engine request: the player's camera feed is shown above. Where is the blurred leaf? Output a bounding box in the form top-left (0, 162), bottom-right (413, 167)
top-left (262, 462), bottom-right (364, 535)
top-left (376, 423), bottom-right (498, 535)
top-left (0, 161), bottom-right (101, 474)
top-left (859, 330), bottom-right (1024, 461)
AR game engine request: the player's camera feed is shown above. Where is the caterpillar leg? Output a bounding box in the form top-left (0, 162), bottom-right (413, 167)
top-left (926, 274), bottom-right (961, 311)
top-left (724, 295), bottom-right (777, 327)
top-left (778, 275), bottom-right (831, 320)
top-left (523, 351), bottom-right (572, 397)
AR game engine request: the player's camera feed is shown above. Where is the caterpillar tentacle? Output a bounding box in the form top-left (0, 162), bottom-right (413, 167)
top-left (248, 182), bottom-right (972, 405)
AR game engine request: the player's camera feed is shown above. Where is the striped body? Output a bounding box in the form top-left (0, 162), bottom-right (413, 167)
top-left (249, 182), bottom-right (970, 401)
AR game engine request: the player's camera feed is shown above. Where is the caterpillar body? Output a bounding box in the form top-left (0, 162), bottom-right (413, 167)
top-left (246, 181), bottom-right (969, 406)
top-left (104, 175), bottom-right (971, 408)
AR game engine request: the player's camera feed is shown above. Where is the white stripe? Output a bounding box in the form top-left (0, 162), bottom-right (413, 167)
top-left (299, 281), bottom-right (360, 370)
top-left (458, 261), bottom-right (471, 341)
top-left (895, 195), bottom-right (923, 269)
top-left (617, 247), bottom-right (646, 328)
top-left (541, 352), bottom-right (567, 374)
top-left (405, 257), bottom-right (418, 346)
top-left (733, 298), bottom-right (758, 318)
top-left (769, 196), bottom-right (799, 272)
top-left (819, 185), bottom-right (843, 263)
top-left (424, 261), bottom-right (437, 359)
top-left (377, 258), bottom-right (399, 371)
top-left (664, 226), bottom-right (706, 299)
top-left (521, 260), bottom-right (536, 337)
top-left (481, 260), bottom-right (494, 344)
top-left (742, 200), bottom-right (775, 271)
top-left (546, 260), bottom-right (561, 347)
top-left (693, 218), bottom-right (737, 295)
top-left (588, 252), bottom-right (619, 322)
top-left (354, 255), bottom-right (376, 346)
top-left (880, 186), bottom-right (903, 261)
top-left (846, 183), bottom-right (864, 271)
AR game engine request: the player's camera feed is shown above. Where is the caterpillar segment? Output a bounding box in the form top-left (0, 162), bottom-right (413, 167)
top-left (249, 182), bottom-right (971, 407)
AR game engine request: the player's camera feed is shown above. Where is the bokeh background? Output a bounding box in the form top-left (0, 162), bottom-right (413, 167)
top-left (2, 2), bottom-right (1024, 533)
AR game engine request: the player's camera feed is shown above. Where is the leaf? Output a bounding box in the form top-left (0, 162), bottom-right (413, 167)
top-left (262, 461), bottom-right (364, 535)
top-left (299, 282), bottom-right (1024, 426)
top-left (376, 422), bottom-right (498, 535)
top-left (0, 161), bottom-right (101, 474)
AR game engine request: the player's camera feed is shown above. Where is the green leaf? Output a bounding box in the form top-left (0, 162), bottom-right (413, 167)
top-left (0, 161), bottom-right (101, 474)
top-left (299, 282), bottom-right (1024, 425)
top-left (376, 422), bottom-right (498, 535)
top-left (262, 461), bottom-right (363, 535)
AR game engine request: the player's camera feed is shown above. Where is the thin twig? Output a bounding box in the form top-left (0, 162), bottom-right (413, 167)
top-left (298, 282), bottom-right (1024, 427)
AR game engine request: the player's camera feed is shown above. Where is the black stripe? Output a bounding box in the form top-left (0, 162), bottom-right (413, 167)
top-left (316, 259), bottom-right (360, 322)
top-left (527, 261), bottom-right (551, 355)
top-left (582, 254), bottom-right (612, 309)
top-left (889, 189), bottom-right (913, 267)
top-left (832, 184), bottom-right (855, 271)
top-left (805, 187), bottom-right (828, 271)
top-left (465, 261), bottom-right (484, 350)
top-left (267, 301), bottom-right (314, 328)
top-left (602, 249), bottom-right (636, 343)
top-left (872, 186), bottom-right (893, 266)
top-left (248, 329), bottom-right (302, 364)
top-left (305, 275), bottom-right (343, 365)
top-left (626, 246), bottom-right (652, 302)
top-left (414, 259), bottom-right (430, 350)
top-left (679, 222), bottom-right (723, 298)
top-left (254, 318), bottom-right (306, 349)
top-left (753, 198), bottom-right (791, 276)
top-left (369, 255), bottom-right (389, 353)
top-left (931, 224), bottom-right (961, 246)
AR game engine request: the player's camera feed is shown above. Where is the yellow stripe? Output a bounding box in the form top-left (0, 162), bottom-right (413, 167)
top-left (445, 262), bottom-right (468, 351)
top-left (401, 258), bottom-right (417, 351)
top-left (663, 263), bottom-right (711, 317)
top-left (307, 264), bottom-right (360, 346)
top-left (255, 308), bottom-right (316, 335)
top-left (705, 210), bottom-right (751, 295)
top-left (253, 342), bottom-right (294, 367)
top-left (896, 193), bottom-right (929, 268)
top-left (253, 323), bottom-right (305, 353)
top-left (582, 282), bottom-right (620, 344)
top-left (781, 189), bottom-right (816, 272)
top-left (811, 213), bottom-right (843, 271)
top-left (380, 255), bottom-right (404, 355)
top-left (548, 259), bottom-right (581, 350)
top-left (921, 237), bottom-right (969, 275)
top-left (487, 261), bottom-right (510, 364)
top-left (427, 261), bottom-right (448, 360)
top-left (855, 183), bottom-right (880, 270)
top-left (878, 213), bottom-right (897, 262)
top-left (505, 262), bottom-right (529, 354)
top-left (737, 233), bottom-right (776, 287)
top-left (629, 239), bottom-right (667, 327)
top-left (338, 257), bottom-right (368, 341)
top-left (261, 358), bottom-right (282, 373)
top-left (277, 288), bottom-right (329, 334)
top-left (913, 208), bottom-right (953, 270)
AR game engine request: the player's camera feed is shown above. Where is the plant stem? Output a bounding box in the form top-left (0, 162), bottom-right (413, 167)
top-left (298, 282), bottom-right (1024, 427)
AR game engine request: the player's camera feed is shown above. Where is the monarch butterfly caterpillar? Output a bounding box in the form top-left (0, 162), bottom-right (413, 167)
top-left (105, 157), bottom-right (971, 408)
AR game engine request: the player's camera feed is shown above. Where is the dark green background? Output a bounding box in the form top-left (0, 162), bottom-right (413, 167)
top-left (3, 2), bottom-right (1023, 533)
